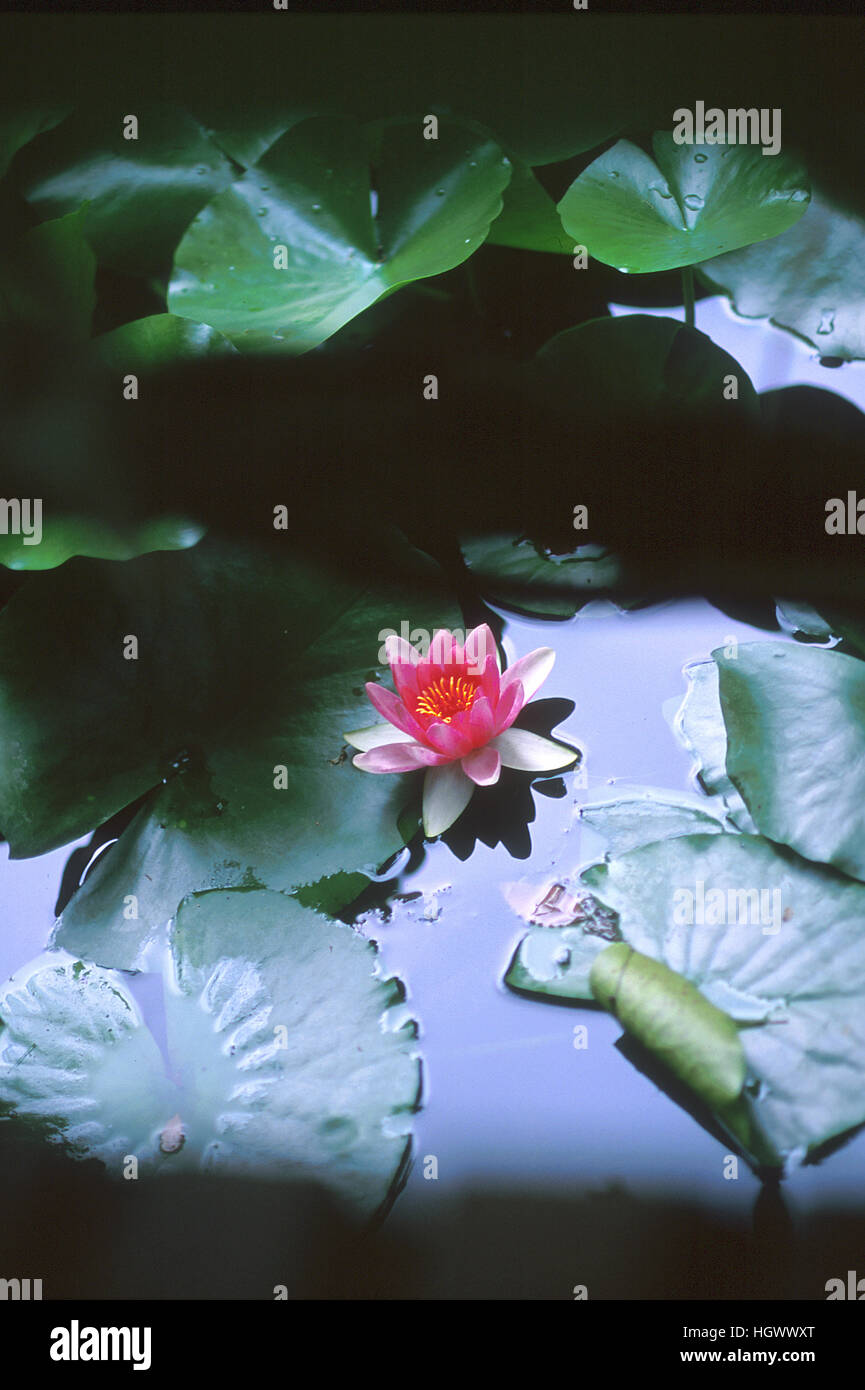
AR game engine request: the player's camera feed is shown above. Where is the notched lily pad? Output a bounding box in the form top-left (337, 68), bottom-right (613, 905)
top-left (558, 133), bottom-right (809, 274)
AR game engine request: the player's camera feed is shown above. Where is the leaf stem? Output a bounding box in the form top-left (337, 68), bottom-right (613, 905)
top-left (682, 265), bottom-right (695, 330)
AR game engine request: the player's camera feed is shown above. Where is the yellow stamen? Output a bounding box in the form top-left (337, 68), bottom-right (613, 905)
top-left (415, 674), bottom-right (479, 724)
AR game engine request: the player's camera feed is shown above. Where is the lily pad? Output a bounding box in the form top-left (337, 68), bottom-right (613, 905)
top-left (1, 889), bottom-right (420, 1217)
top-left (0, 103), bottom-right (72, 182)
top-left (0, 515), bottom-right (206, 572)
top-left (582, 832), bottom-right (865, 1165)
top-left (486, 160), bottom-right (572, 254)
top-left (701, 192), bottom-right (865, 361)
top-left (91, 313), bottom-right (239, 369)
top-left (558, 133), bottom-right (810, 274)
top-left (0, 208), bottom-right (95, 344)
top-left (674, 658), bottom-right (758, 832)
top-left (534, 315), bottom-right (759, 423)
top-left (461, 534), bottom-right (627, 619)
top-left (168, 116), bottom-right (512, 354)
top-left (34, 532), bottom-right (458, 969)
top-left (15, 103), bottom-right (235, 276)
top-left (712, 643), bottom-right (865, 882)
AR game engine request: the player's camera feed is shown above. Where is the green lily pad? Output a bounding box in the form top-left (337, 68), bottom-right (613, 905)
top-left (534, 315), bottom-right (759, 423)
top-left (168, 116), bottom-right (512, 353)
top-left (91, 313), bottom-right (239, 369)
top-left (0, 104), bottom-right (72, 182)
top-left (486, 160), bottom-right (572, 254)
top-left (461, 534), bottom-right (627, 619)
top-left (15, 103), bottom-right (235, 276)
top-left (582, 832), bottom-right (865, 1165)
top-left (674, 658), bottom-right (758, 833)
top-left (29, 532), bottom-right (458, 969)
top-left (504, 793), bottom-right (725, 1004)
top-left (1, 889), bottom-right (419, 1217)
top-left (0, 208), bottom-right (95, 344)
top-left (711, 643), bottom-right (865, 882)
top-left (558, 133), bottom-right (810, 274)
top-left (0, 514), bottom-right (206, 572)
top-left (701, 192), bottom-right (865, 361)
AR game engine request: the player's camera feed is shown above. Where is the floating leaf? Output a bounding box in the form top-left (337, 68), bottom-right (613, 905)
top-left (701, 192), bottom-right (865, 361)
top-left (91, 313), bottom-right (239, 369)
top-left (582, 832), bottom-right (865, 1164)
top-left (15, 103), bottom-right (235, 276)
top-left (0, 515), bottom-right (206, 572)
top-left (1, 889), bottom-right (419, 1217)
top-left (534, 315), bottom-right (759, 424)
top-left (674, 658), bottom-right (758, 832)
top-left (590, 943), bottom-right (746, 1111)
top-left (37, 533), bottom-right (458, 969)
top-left (714, 643), bottom-right (865, 882)
top-left (558, 134), bottom-right (810, 274)
top-left (0, 208), bottom-right (95, 343)
top-left (169, 116), bottom-right (512, 353)
top-left (486, 160), bottom-right (572, 254)
top-left (579, 793), bottom-right (729, 857)
top-left (462, 534), bottom-right (626, 619)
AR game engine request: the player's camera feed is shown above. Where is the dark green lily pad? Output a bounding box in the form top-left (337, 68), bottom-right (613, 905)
top-left (169, 116), bottom-right (512, 353)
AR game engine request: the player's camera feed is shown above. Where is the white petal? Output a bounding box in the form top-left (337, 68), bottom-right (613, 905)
top-left (422, 762), bottom-right (475, 837)
top-left (489, 727), bottom-right (578, 772)
top-left (501, 647), bottom-right (555, 702)
top-left (344, 723), bottom-right (418, 751)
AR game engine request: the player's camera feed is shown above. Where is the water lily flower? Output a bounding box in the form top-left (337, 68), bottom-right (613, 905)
top-left (345, 624), bottom-right (578, 836)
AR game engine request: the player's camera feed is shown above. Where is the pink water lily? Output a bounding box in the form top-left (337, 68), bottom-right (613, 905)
top-left (345, 624), bottom-right (577, 836)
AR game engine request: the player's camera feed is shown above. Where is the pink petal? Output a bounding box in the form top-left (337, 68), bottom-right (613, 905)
top-left (492, 678), bottom-right (525, 734)
top-left (479, 652), bottom-right (501, 707)
top-left (391, 662), bottom-right (420, 704)
top-left (423, 719), bottom-right (474, 759)
top-left (354, 742), bottom-right (447, 773)
top-left (364, 682), bottom-right (425, 740)
top-left (461, 745), bottom-right (502, 786)
top-left (501, 647), bottom-right (555, 703)
top-left (429, 629), bottom-right (459, 670)
top-left (384, 634), bottom-right (420, 669)
top-left (467, 693), bottom-right (495, 744)
top-left (464, 623), bottom-right (498, 676)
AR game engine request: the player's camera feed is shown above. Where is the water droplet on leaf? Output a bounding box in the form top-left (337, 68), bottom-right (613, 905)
top-left (817, 310), bottom-right (835, 335)
top-left (683, 193), bottom-right (704, 210)
top-left (694, 152), bottom-right (708, 163)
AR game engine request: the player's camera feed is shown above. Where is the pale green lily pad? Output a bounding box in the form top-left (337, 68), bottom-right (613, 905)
top-left (2, 890), bottom-right (419, 1217)
top-left (582, 832), bottom-right (865, 1164)
top-left (169, 116), bottom-right (511, 353)
top-left (714, 643), bottom-right (865, 882)
top-left (579, 793), bottom-right (729, 857)
top-left (701, 192), bottom-right (865, 362)
top-left (558, 134), bottom-right (810, 274)
top-left (505, 793), bottom-right (724, 1004)
top-left (674, 658), bottom-right (758, 832)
